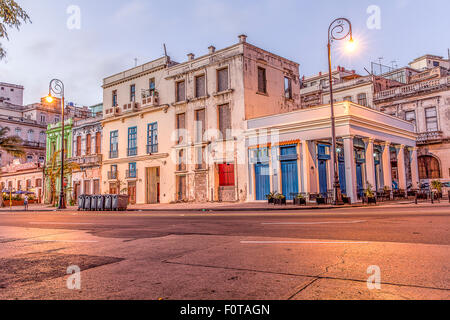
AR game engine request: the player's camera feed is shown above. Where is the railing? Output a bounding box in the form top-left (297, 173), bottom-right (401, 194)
top-left (109, 150), bottom-right (118, 159)
top-left (22, 141), bottom-right (46, 148)
top-left (107, 171), bottom-right (118, 180)
top-left (375, 76), bottom-right (450, 101)
top-left (417, 131), bottom-right (444, 144)
top-left (126, 170), bottom-right (137, 179)
top-left (128, 147), bottom-right (137, 157)
top-left (147, 144), bottom-right (158, 154)
top-left (67, 154), bottom-right (102, 166)
top-left (141, 90), bottom-right (159, 107)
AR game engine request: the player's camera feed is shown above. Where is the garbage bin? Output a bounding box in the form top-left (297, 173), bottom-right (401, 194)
top-left (78, 195), bottom-right (85, 211)
top-left (90, 195), bottom-right (98, 211)
top-left (84, 195), bottom-right (92, 211)
top-left (104, 194), bottom-right (112, 211)
top-left (112, 194), bottom-right (128, 211)
top-left (97, 195), bottom-right (105, 211)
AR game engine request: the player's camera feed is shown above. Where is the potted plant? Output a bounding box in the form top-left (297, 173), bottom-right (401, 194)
top-left (364, 183), bottom-right (377, 204)
top-left (266, 192), bottom-right (275, 204)
top-left (316, 194), bottom-right (326, 205)
top-left (294, 194), bottom-right (307, 206)
top-left (274, 193), bottom-right (286, 206)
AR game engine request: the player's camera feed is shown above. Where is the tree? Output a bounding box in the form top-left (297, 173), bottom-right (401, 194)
top-left (0, 126), bottom-right (24, 207)
top-left (44, 150), bottom-right (79, 206)
top-left (0, 0), bottom-right (31, 59)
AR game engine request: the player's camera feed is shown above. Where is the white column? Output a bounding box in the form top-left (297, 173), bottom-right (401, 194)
top-left (343, 136), bottom-right (357, 203)
top-left (410, 147), bottom-right (420, 189)
top-left (364, 138), bottom-right (376, 191)
top-left (397, 145), bottom-right (407, 191)
top-left (382, 142), bottom-right (392, 189)
top-left (301, 141), bottom-right (311, 194)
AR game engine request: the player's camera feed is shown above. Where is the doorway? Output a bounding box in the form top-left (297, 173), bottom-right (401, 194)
top-left (146, 167), bottom-right (160, 204)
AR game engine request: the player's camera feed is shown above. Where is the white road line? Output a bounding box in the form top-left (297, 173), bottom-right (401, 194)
top-left (24, 239), bottom-right (98, 243)
top-left (241, 240), bottom-right (370, 244)
top-left (29, 222), bottom-right (94, 225)
top-left (261, 220), bottom-right (367, 225)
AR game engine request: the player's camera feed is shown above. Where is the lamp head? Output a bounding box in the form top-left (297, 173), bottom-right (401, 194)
top-left (45, 95), bottom-right (54, 103)
top-left (346, 37), bottom-right (356, 53)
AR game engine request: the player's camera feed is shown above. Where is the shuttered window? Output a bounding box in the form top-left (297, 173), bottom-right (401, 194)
top-left (258, 67), bottom-right (267, 93)
top-left (195, 75), bottom-right (206, 98)
top-left (176, 113), bottom-right (186, 144)
top-left (95, 132), bottom-right (101, 154)
top-left (176, 81), bottom-right (186, 102)
top-left (217, 68), bottom-right (229, 92)
top-left (86, 134), bottom-right (91, 155)
top-left (76, 136), bottom-right (81, 157)
top-left (195, 109), bottom-right (206, 143)
top-left (218, 104), bottom-right (231, 140)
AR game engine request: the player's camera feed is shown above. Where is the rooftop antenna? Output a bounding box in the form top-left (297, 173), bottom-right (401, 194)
top-left (390, 60), bottom-right (397, 69)
top-left (134, 58), bottom-right (138, 67)
top-left (378, 57), bottom-right (384, 74)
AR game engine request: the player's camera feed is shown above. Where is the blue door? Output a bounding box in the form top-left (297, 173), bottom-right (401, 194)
top-left (339, 161), bottom-right (347, 195)
top-left (356, 163), bottom-right (363, 198)
top-left (281, 160), bottom-right (298, 200)
top-left (319, 160), bottom-right (328, 196)
top-left (255, 164), bottom-right (270, 201)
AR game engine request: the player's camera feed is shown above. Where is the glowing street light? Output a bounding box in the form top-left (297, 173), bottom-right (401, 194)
top-left (327, 18), bottom-right (355, 205)
top-left (47, 79), bottom-right (66, 209)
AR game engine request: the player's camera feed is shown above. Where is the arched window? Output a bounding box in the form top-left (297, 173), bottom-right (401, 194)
top-left (418, 156), bottom-right (441, 179)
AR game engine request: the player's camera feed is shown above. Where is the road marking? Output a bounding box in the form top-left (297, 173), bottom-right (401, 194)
top-left (261, 220), bottom-right (367, 225)
top-left (241, 240), bottom-right (370, 244)
top-left (29, 222), bottom-right (94, 225)
top-left (24, 239), bottom-right (98, 243)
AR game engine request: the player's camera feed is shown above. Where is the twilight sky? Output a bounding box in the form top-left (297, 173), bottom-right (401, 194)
top-left (1, 0), bottom-right (449, 107)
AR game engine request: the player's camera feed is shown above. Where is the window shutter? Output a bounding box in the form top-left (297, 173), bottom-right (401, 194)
top-left (196, 75), bottom-right (206, 97)
top-left (218, 69), bottom-right (229, 92)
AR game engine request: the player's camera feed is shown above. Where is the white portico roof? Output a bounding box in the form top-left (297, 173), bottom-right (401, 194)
top-left (246, 102), bottom-right (417, 147)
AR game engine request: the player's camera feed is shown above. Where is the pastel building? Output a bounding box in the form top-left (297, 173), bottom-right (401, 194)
top-left (44, 119), bottom-right (74, 204)
top-left (101, 35), bottom-right (301, 204)
top-left (69, 113), bottom-right (103, 200)
top-left (246, 102), bottom-right (418, 203)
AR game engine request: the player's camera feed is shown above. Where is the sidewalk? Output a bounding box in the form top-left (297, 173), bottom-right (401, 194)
top-left (0, 199), bottom-right (448, 213)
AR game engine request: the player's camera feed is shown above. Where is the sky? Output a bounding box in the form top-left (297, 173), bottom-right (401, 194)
top-left (0, 0), bottom-right (449, 106)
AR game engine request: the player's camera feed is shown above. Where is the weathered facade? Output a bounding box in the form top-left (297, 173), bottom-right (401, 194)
top-left (374, 64), bottom-right (450, 184)
top-left (101, 35), bottom-right (301, 204)
top-left (69, 115), bottom-right (103, 201)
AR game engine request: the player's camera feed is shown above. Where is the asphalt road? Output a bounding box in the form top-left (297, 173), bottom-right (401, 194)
top-left (0, 204), bottom-right (449, 300)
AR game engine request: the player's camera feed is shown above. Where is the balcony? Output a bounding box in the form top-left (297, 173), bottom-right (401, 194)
top-left (22, 141), bottom-right (46, 149)
top-left (107, 171), bottom-right (118, 180)
top-left (374, 76), bottom-right (450, 101)
top-left (141, 90), bottom-right (159, 108)
top-left (147, 144), bottom-right (158, 154)
top-left (104, 106), bottom-right (121, 118)
top-left (417, 131), bottom-right (444, 145)
top-left (67, 154), bottom-right (102, 167)
top-left (122, 102), bottom-right (140, 114)
top-left (109, 150), bottom-right (118, 159)
top-left (126, 170), bottom-right (137, 179)
top-left (127, 147), bottom-right (137, 157)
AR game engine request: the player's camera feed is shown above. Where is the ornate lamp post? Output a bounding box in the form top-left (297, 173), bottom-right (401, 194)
top-left (46, 79), bottom-right (66, 209)
top-left (327, 18), bottom-right (355, 205)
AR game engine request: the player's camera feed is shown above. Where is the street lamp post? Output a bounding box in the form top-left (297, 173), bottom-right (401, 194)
top-left (47, 79), bottom-right (66, 209)
top-left (327, 18), bottom-right (354, 205)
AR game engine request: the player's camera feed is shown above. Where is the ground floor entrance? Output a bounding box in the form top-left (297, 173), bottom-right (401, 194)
top-left (146, 167), bottom-right (160, 204)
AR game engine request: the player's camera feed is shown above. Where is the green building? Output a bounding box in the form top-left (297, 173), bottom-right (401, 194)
top-left (44, 119), bottom-right (74, 205)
